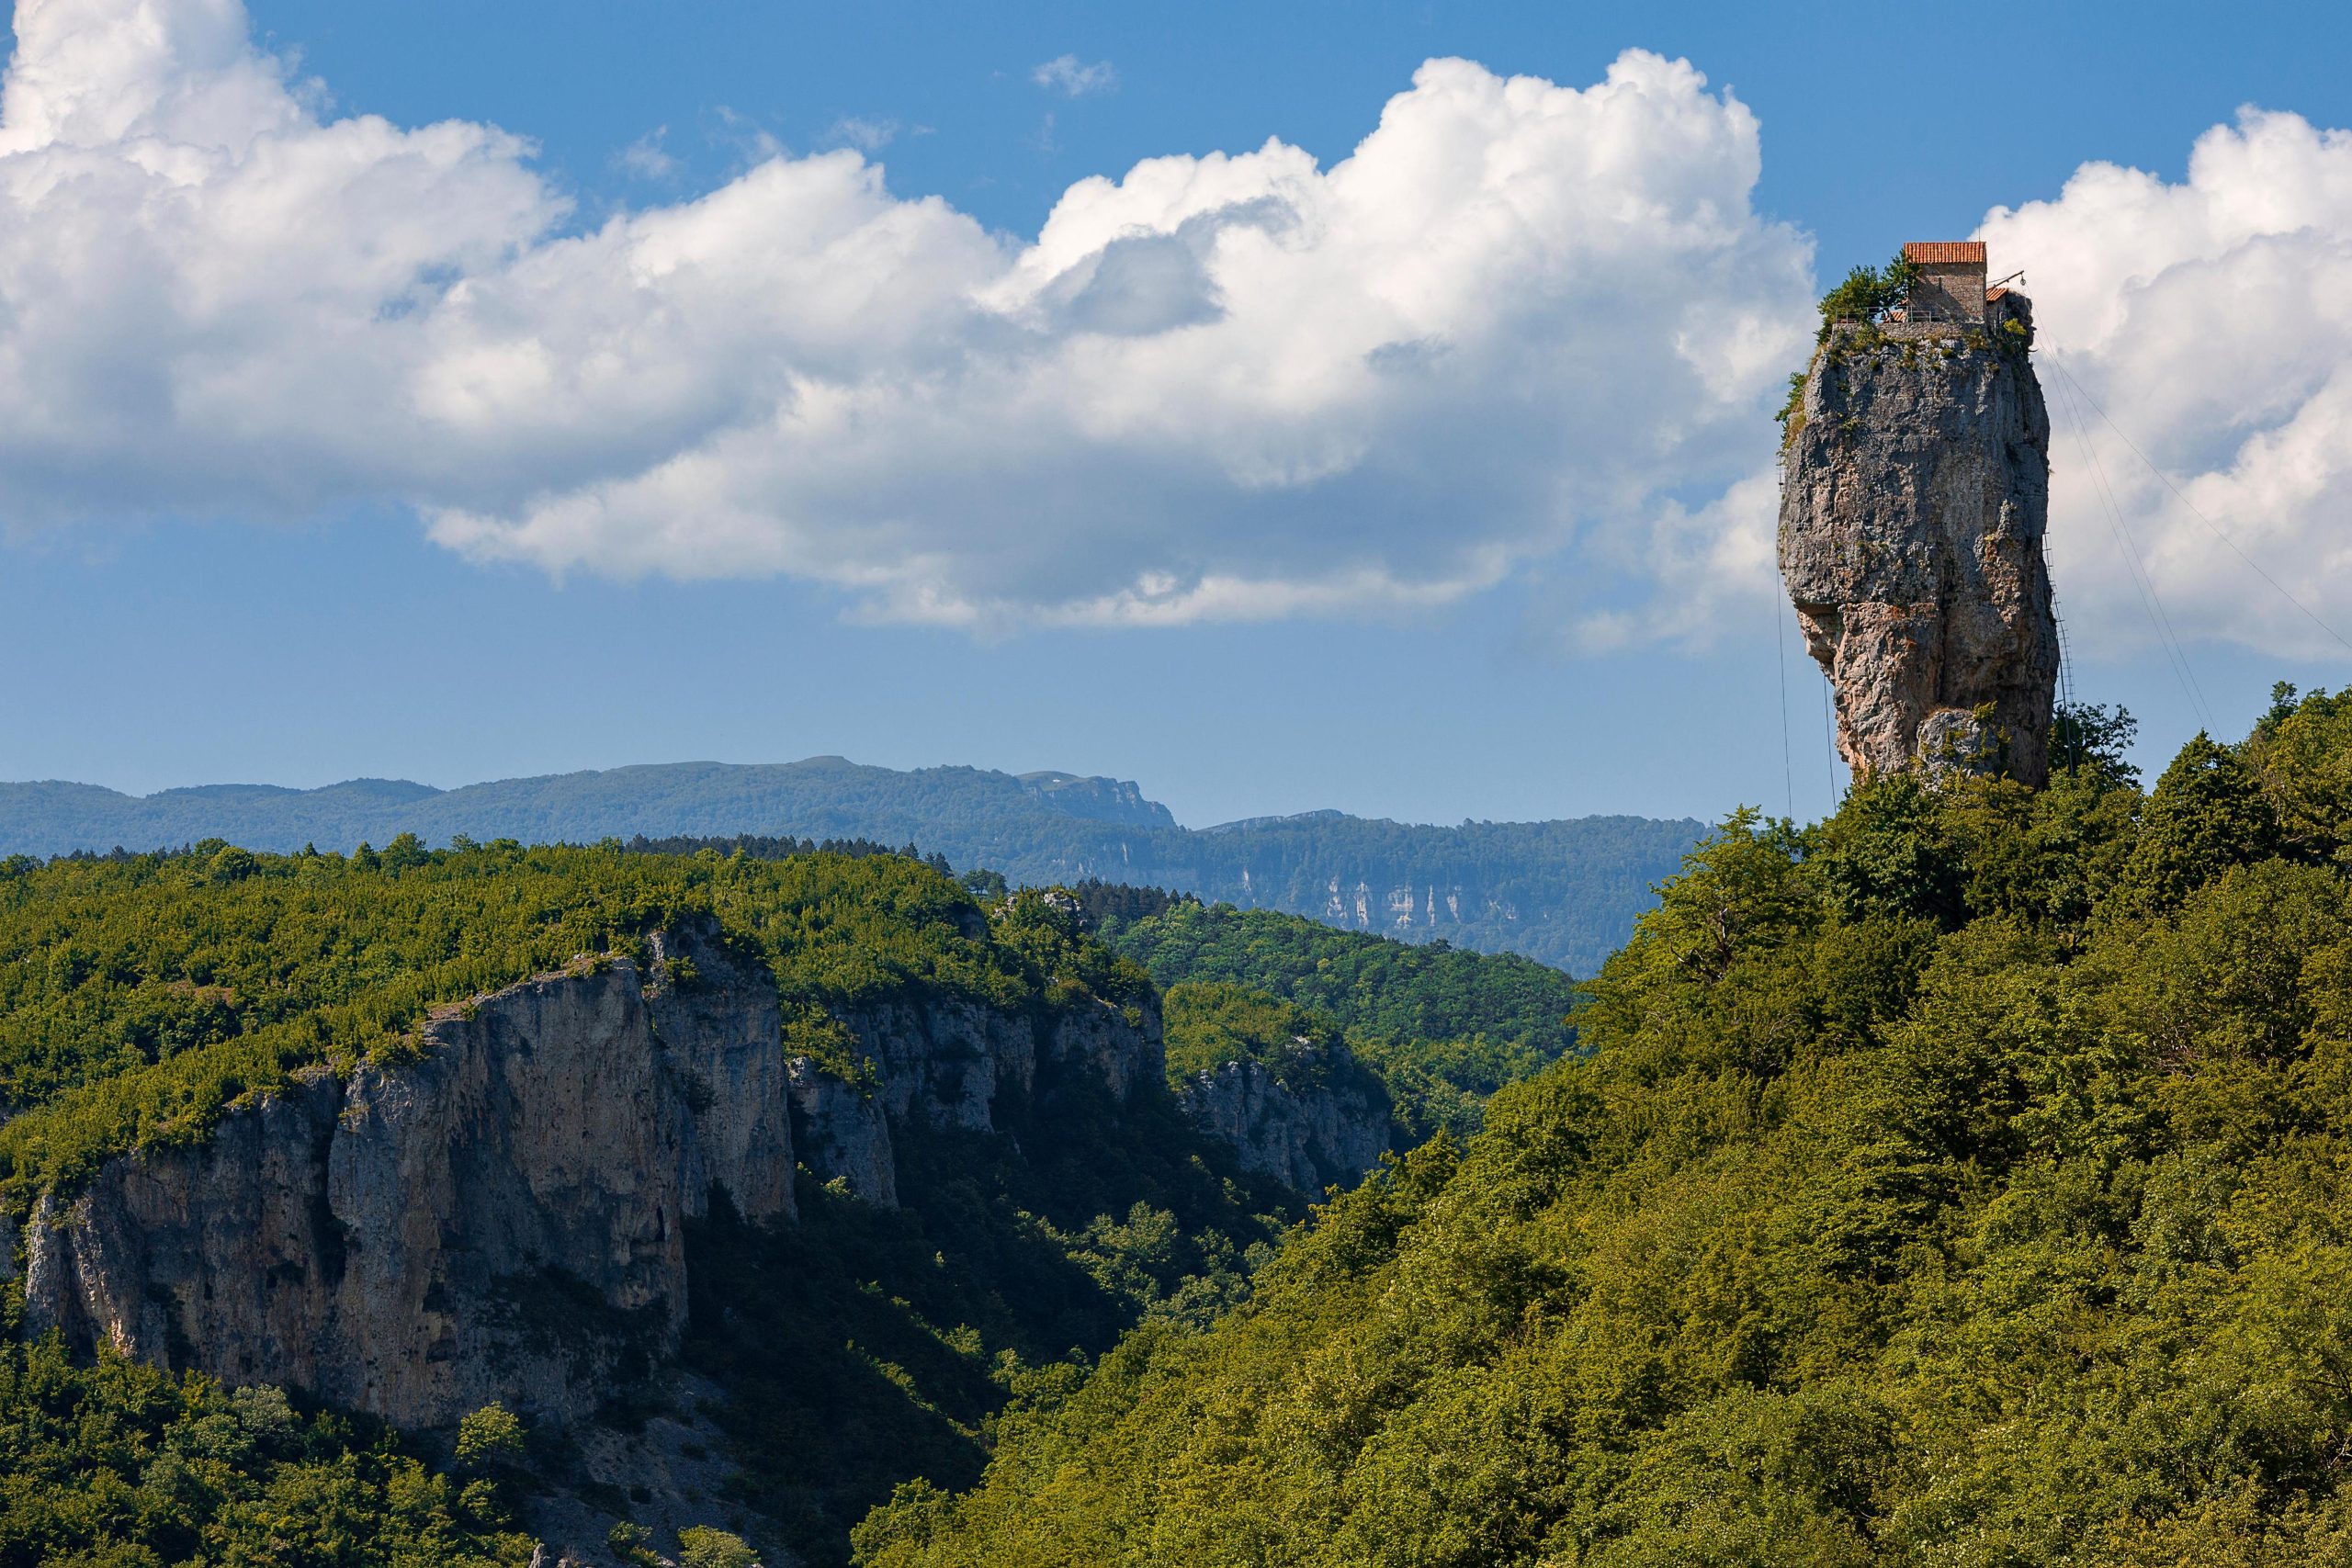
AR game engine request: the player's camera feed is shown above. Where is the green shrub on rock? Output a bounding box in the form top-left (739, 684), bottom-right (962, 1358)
top-left (679, 1525), bottom-right (763, 1567)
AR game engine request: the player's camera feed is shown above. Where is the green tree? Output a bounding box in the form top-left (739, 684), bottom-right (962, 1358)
top-left (454, 1403), bottom-right (526, 1472)
top-left (1810, 773), bottom-right (1966, 927)
top-left (1813, 252), bottom-right (1920, 338)
top-left (678, 1525), bottom-right (763, 1567)
top-left (2109, 732), bottom-right (2280, 917)
top-left (2244, 682), bottom-right (2352, 858)
top-left (608, 1521), bottom-right (662, 1567)
top-left (204, 844), bottom-right (260, 884)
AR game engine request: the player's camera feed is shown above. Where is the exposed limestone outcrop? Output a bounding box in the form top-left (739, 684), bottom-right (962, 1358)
top-left (1779, 292), bottom-right (2059, 785)
top-left (1018, 770), bottom-right (1178, 829)
top-left (844, 997), bottom-right (1036, 1131)
top-left (647, 926), bottom-right (795, 1224)
top-left (781, 994), bottom-right (1156, 1209)
top-left (17, 920), bottom-right (1160, 1430)
top-left (1179, 1055), bottom-right (1393, 1195)
top-left (838, 990), bottom-right (1157, 1131)
top-left (22, 958), bottom-right (716, 1429)
top-left (1046, 995), bottom-right (1159, 1104)
top-left (786, 1055), bottom-right (899, 1207)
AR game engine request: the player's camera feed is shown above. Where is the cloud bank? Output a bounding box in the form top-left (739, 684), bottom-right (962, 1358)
top-left (1983, 110), bottom-right (2352, 661)
top-left (20, 2), bottom-right (2349, 659)
top-left (0, 0), bottom-right (1812, 631)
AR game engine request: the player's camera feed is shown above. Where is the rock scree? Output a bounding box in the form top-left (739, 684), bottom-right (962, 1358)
top-left (1780, 276), bottom-right (2059, 785)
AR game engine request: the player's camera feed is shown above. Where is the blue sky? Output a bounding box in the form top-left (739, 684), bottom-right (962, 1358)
top-left (6, 0), bottom-right (2351, 828)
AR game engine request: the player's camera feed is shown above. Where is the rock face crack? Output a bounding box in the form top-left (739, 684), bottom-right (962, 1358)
top-left (1779, 294), bottom-right (2058, 785)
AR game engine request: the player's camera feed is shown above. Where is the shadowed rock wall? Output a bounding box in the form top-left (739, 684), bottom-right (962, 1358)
top-left (23, 960), bottom-right (713, 1428)
top-left (1178, 1057), bottom-right (1393, 1195)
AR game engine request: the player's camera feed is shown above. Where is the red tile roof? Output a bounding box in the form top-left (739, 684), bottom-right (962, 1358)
top-left (1984, 286), bottom-right (2010, 302)
top-left (1904, 241), bottom-right (1987, 265)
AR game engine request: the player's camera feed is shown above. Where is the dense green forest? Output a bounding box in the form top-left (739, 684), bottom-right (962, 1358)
top-left (0, 825), bottom-right (1602, 1563)
top-left (851, 689), bottom-right (2352, 1568)
top-left (0, 1330), bottom-right (537, 1566)
top-left (0, 840), bottom-right (1307, 1563)
top-left (1160, 983), bottom-right (1390, 1100)
top-left (1111, 901), bottom-right (1582, 1141)
top-left (0, 759), bottom-right (1700, 974)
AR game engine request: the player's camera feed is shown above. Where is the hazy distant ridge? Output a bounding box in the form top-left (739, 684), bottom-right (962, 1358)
top-left (0, 760), bottom-right (1700, 974)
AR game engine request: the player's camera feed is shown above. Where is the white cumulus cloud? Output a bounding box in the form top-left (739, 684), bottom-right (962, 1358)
top-left (0, 0), bottom-right (1815, 632)
top-left (1982, 109), bottom-right (2352, 663)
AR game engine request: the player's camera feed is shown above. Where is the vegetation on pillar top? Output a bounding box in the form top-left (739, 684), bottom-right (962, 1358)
top-left (1779, 253), bottom-right (1928, 441)
top-left (1812, 253), bottom-right (1922, 342)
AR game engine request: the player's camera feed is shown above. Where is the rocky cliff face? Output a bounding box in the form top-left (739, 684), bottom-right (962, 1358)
top-left (786, 1055), bottom-right (898, 1207)
top-left (646, 928), bottom-right (795, 1224)
top-left (22, 957), bottom-right (718, 1430)
top-left (17, 922), bottom-right (1159, 1430)
top-left (1179, 1057), bottom-right (1392, 1195)
top-left (838, 990), bottom-right (1157, 1132)
top-left (1780, 293), bottom-right (2059, 785)
top-left (1018, 771), bottom-right (1179, 830)
top-left (782, 994), bottom-right (1157, 1208)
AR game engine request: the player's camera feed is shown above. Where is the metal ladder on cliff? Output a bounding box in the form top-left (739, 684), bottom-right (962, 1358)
top-left (2046, 548), bottom-right (2082, 771)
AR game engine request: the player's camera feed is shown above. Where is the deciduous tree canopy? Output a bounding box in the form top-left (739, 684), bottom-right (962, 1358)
top-left (853, 693), bottom-right (2352, 1567)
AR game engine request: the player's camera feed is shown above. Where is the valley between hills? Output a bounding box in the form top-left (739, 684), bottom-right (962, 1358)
top-left (10, 688), bottom-right (2352, 1565)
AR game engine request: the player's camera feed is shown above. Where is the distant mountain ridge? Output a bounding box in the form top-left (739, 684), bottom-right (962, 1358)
top-left (0, 760), bottom-right (1702, 974)
top-left (1013, 770), bottom-right (1178, 830)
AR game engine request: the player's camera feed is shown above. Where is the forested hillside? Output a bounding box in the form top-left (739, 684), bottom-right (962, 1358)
top-left (0, 839), bottom-right (1125, 1187)
top-left (852, 691), bottom-right (2352, 1568)
top-left (1, 760), bottom-right (1699, 974)
top-left (0, 827), bottom-right (1592, 1565)
top-left (0, 842), bottom-right (1308, 1563)
top-left (1108, 901), bottom-right (1582, 1142)
top-left (43, 691), bottom-right (2352, 1568)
